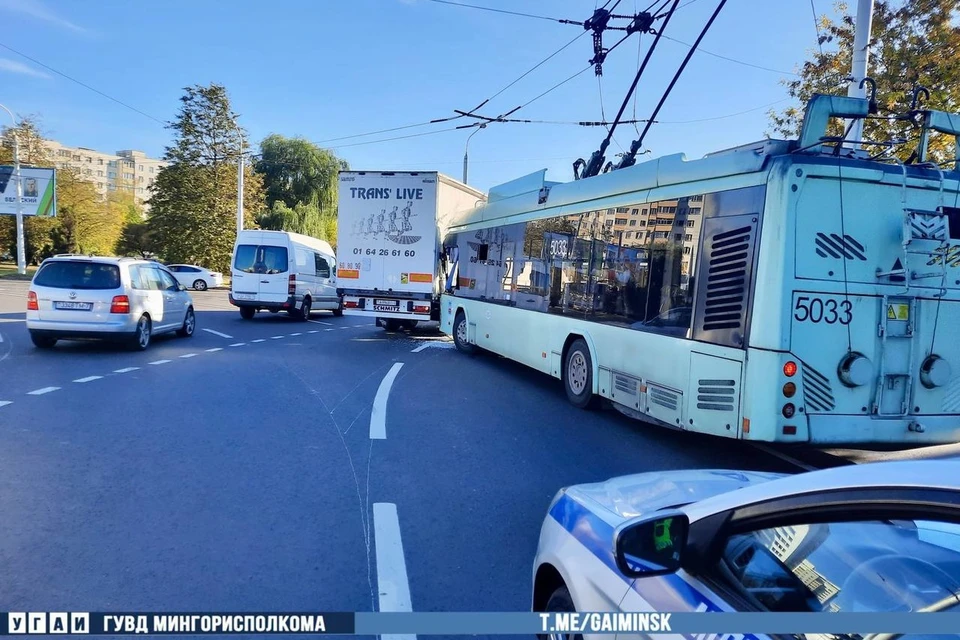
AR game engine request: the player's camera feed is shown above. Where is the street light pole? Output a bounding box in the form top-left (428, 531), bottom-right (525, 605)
top-left (846, 0), bottom-right (875, 150)
top-left (233, 120), bottom-right (244, 236)
top-left (0, 103), bottom-right (25, 275)
top-left (462, 125), bottom-right (485, 184)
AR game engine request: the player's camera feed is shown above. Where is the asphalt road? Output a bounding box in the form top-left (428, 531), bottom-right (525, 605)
top-left (0, 280), bottom-right (957, 619)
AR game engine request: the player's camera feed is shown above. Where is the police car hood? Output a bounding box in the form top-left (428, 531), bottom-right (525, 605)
top-left (566, 469), bottom-right (785, 522)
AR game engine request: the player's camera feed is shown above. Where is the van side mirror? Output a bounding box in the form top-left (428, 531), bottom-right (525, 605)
top-left (614, 510), bottom-right (688, 578)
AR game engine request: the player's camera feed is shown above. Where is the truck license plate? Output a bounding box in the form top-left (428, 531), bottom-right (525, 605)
top-left (374, 299), bottom-right (399, 307)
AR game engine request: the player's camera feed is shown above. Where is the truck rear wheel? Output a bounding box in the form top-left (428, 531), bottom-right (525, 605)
top-left (402, 320), bottom-right (419, 331)
top-left (383, 319), bottom-right (401, 332)
top-left (452, 311), bottom-right (474, 354)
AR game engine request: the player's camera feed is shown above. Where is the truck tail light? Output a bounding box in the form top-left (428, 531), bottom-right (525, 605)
top-left (110, 295), bottom-right (131, 314)
top-left (413, 303), bottom-right (430, 313)
top-left (344, 300), bottom-right (359, 308)
top-left (27, 291), bottom-right (39, 311)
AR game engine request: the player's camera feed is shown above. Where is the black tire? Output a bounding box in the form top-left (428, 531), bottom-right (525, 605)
top-left (192, 279), bottom-right (207, 291)
top-left (564, 338), bottom-right (598, 409)
top-left (383, 318), bottom-right (401, 332)
top-left (30, 332), bottom-right (57, 349)
top-left (538, 586), bottom-right (581, 640)
top-left (239, 306), bottom-right (256, 320)
top-left (131, 315), bottom-right (152, 351)
top-left (177, 307), bottom-right (196, 337)
top-left (452, 311), bottom-right (474, 354)
top-left (332, 299), bottom-right (344, 317)
top-left (299, 297), bottom-right (312, 321)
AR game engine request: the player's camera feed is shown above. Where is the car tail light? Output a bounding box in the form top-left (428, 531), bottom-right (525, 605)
top-left (783, 361), bottom-right (798, 377)
top-left (288, 274), bottom-right (296, 295)
top-left (110, 295), bottom-right (131, 314)
top-left (27, 291), bottom-right (39, 311)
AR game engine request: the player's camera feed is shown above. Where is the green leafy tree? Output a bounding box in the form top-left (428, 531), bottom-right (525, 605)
top-left (254, 134), bottom-right (346, 243)
top-left (115, 222), bottom-right (156, 258)
top-left (147, 83), bottom-right (265, 271)
top-left (0, 118), bottom-right (57, 261)
top-left (770, 0), bottom-right (960, 163)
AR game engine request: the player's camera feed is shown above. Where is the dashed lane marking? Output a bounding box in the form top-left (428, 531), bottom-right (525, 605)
top-left (179, 353), bottom-right (198, 359)
top-left (205, 347), bottom-right (223, 353)
top-left (308, 330), bottom-right (318, 334)
top-left (114, 367), bottom-right (139, 374)
top-left (373, 502), bottom-right (415, 640)
top-left (325, 329), bottom-right (336, 332)
top-left (308, 320), bottom-right (332, 326)
top-left (0, 400), bottom-right (12, 408)
top-left (290, 332), bottom-right (302, 336)
top-left (201, 328), bottom-right (233, 339)
top-left (229, 343), bottom-right (245, 347)
top-left (27, 386), bottom-right (60, 396)
top-left (148, 359), bottom-right (171, 365)
top-left (251, 339), bottom-right (266, 343)
top-left (271, 335), bottom-right (284, 339)
top-left (73, 376), bottom-right (102, 383)
top-left (410, 342), bottom-right (455, 353)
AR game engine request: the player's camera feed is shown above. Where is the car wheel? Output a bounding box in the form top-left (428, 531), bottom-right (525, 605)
top-left (299, 297), bottom-right (312, 321)
top-left (193, 279), bottom-right (207, 291)
top-left (383, 318), bottom-right (401, 332)
top-left (564, 338), bottom-right (598, 409)
top-left (177, 307), bottom-right (196, 337)
top-left (239, 307), bottom-right (256, 320)
top-left (131, 315), bottom-right (152, 351)
top-left (30, 332), bottom-right (57, 349)
top-left (452, 311), bottom-right (474, 354)
top-left (540, 586), bottom-right (582, 640)
top-left (333, 299), bottom-right (344, 317)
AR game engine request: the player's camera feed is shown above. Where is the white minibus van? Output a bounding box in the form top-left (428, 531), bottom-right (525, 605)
top-left (230, 230), bottom-right (343, 320)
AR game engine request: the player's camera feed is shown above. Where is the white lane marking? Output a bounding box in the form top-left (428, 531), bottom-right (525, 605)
top-left (410, 342), bottom-right (455, 353)
top-left (28, 386), bottom-right (60, 395)
top-left (251, 339), bottom-right (266, 343)
top-left (148, 359), bottom-right (171, 365)
top-left (373, 502), bottom-right (415, 630)
top-left (179, 353), bottom-right (198, 359)
top-left (289, 332), bottom-right (302, 336)
top-left (308, 330), bottom-right (318, 334)
top-left (325, 328), bottom-right (336, 332)
top-left (308, 319), bottom-right (332, 326)
top-left (201, 328), bottom-right (233, 339)
top-left (370, 362), bottom-right (403, 440)
top-left (0, 400), bottom-right (12, 408)
top-left (205, 347), bottom-right (223, 353)
top-left (0, 331), bottom-right (4, 343)
top-left (750, 443), bottom-right (816, 472)
top-left (229, 342), bottom-right (245, 347)
top-left (114, 367), bottom-right (139, 374)
top-left (271, 335), bottom-right (284, 339)
top-left (340, 326), bottom-right (351, 330)
top-left (73, 375), bottom-right (102, 383)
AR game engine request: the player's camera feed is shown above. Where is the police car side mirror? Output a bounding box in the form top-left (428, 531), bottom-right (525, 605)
top-left (614, 510), bottom-right (689, 578)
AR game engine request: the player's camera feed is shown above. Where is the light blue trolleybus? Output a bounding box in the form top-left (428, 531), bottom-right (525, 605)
top-left (440, 94), bottom-right (960, 444)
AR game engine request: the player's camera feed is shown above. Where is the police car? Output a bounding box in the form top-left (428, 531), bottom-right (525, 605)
top-left (532, 460), bottom-right (960, 639)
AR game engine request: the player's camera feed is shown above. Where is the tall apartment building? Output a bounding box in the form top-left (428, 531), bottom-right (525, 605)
top-left (42, 141), bottom-right (167, 206)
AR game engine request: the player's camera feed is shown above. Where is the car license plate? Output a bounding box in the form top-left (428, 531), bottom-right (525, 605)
top-left (54, 301), bottom-right (93, 311)
top-left (235, 292), bottom-right (255, 301)
top-left (374, 299), bottom-right (399, 307)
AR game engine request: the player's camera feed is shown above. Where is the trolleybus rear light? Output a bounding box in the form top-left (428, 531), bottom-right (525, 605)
top-left (783, 361), bottom-right (798, 377)
top-left (782, 425), bottom-right (797, 435)
top-left (782, 382), bottom-right (796, 398)
top-left (782, 403), bottom-right (796, 419)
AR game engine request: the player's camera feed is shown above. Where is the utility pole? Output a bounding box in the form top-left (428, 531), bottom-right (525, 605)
top-left (233, 119), bottom-right (244, 235)
top-left (0, 103), bottom-right (25, 275)
top-left (846, 0), bottom-right (875, 150)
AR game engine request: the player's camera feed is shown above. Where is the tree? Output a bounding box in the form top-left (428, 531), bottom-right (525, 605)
top-left (770, 0), bottom-right (960, 163)
top-left (254, 134), bottom-right (346, 243)
top-left (0, 118), bottom-right (57, 261)
top-left (116, 222), bottom-right (156, 258)
top-left (147, 84), bottom-right (265, 271)
top-left (54, 167), bottom-right (123, 255)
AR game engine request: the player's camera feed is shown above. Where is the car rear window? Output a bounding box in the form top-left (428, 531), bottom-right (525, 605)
top-left (34, 261), bottom-right (121, 290)
top-left (234, 244), bottom-right (288, 274)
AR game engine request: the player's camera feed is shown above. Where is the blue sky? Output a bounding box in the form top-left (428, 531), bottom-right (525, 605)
top-left (0, 0), bottom-right (840, 192)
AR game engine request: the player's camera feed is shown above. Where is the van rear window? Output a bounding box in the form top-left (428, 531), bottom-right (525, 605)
top-left (34, 261), bottom-right (122, 290)
top-left (234, 245), bottom-right (288, 274)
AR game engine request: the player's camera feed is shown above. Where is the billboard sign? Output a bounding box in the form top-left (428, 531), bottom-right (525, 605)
top-left (0, 166), bottom-right (56, 216)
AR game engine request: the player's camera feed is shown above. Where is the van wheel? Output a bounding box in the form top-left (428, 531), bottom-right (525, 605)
top-left (564, 339), bottom-right (598, 409)
top-left (452, 311), bottom-right (474, 354)
top-left (299, 297), bottom-right (312, 321)
top-left (239, 307), bottom-right (256, 320)
top-left (30, 332), bottom-right (57, 349)
top-left (131, 315), bottom-right (152, 351)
